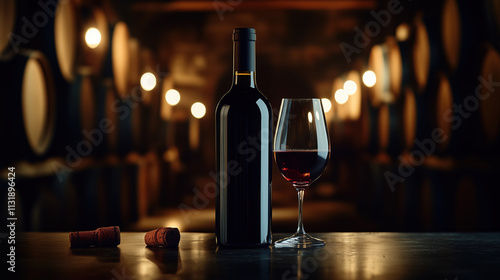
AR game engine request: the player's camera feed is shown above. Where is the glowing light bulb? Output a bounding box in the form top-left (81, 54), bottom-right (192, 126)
top-left (344, 80), bottom-right (358, 95)
top-left (191, 102), bottom-right (206, 119)
top-left (396, 23), bottom-right (411, 42)
top-left (165, 89), bottom-right (180, 106)
top-left (334, 89), bottom-right (348, 105)
top-left (140, 72), bottom-right (156, 91)
top-left (321, 98), bottom-right (332, 113)
top-left (85, 27), bottom-right (101, 49)
top-left (363, 70), bottom-right (376, 88)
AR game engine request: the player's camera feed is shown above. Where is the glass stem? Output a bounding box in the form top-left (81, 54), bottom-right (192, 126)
top-left (296, 187), bottom-right (307, 235)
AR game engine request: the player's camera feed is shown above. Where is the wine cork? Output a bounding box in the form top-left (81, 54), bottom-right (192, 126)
top-left (144, 227), bottom-right (180, 248)
top-left (70, 226), bottom-right (120, 248)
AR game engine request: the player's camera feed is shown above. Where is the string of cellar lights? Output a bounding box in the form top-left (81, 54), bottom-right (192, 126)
top-left (86, 24), bottom-right (371, 118)
top-left (332, 79), bottom-right (358, 105)
top-left (81, 15), bottom-right (375, 126)
top-left (138, 73), bottom-right (205, 119)
top-left (329, 69), bottom-right (375, 108)
top-left (82, 26), bottom-right (216, 121)
top-left (85, 24), bottom-right (375, 119)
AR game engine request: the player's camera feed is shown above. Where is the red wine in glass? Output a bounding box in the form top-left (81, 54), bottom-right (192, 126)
top-left (274, 150), bottom-right (328, 186)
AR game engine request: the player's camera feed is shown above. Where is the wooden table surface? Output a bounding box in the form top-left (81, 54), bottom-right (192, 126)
top-left (15, 232), bottom-right (500, 279)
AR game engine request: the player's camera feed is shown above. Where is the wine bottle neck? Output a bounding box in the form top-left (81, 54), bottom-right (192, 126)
top-left (233, 71), bottom-right (256, 88)
top-left (232, 28), bottom-right (256, 88)
top-left (233, 39), bottom-right (255, 71)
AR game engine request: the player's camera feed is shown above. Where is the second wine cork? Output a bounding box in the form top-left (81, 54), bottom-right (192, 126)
top-left (70, 226), bottom-right (120, 248)
top-left (144, 227), bottom-right (180, 248)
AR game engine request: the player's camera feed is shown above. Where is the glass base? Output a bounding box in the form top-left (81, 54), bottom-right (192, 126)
top-left (274, 233), bottom-right (325, 248)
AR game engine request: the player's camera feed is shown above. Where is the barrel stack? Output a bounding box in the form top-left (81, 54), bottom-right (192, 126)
top-left (0, 0), bottom-right (169, 231)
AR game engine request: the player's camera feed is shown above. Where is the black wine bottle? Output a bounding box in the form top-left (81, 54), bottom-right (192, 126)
top-left (215, 28), bottom-right (272, 247)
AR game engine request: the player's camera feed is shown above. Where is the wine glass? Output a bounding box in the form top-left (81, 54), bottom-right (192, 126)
top-left (273, 98), bottom-right (330, 248)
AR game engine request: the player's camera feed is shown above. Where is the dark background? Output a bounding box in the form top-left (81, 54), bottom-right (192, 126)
top-left (1, 0), bottom-right (499, 233)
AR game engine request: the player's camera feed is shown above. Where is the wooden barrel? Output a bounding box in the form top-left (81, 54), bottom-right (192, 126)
top-left (114, 88), bottom-right (148, 155)
top-left (423, 167), bottom-right (459, 231)
top-left (454, 173), bottom-right (479, 231)
top-left (365, 160), bottom-right (400, 225)
top-left (53, 0), bottom-right (80, 82)
top-left (368, 43), bottom-right (392, 106)
top-left (400, 166), bottom-right (426, 231)
top-left (2, 0), bottom-right (80, 84)
top-left (378, 104), bottom-right (391, 153)
top-left (128, 37), bottom-right (142, 86)
top-left (484, 0), bottom-right (500, 52)
top-left (97, 79), bottom-right (146, 156)
top-left (468, 168), bottom-right (500, 231)
top-left (30, 187), bottom-right (62, 231)
top-left (330, 71), bottom-right (362, 122)
top-left (102, 22), bottom-right (130, 98)
top-left (378, 101), bottom-right (404, 156)
top-left (116, 93), bottom-right (148, 155)
top-left (412, 12), bottom-right (444, 91)
top-left (402, 86), bottom-right (430, 152)
top-left (6, 0), bottom-right (112, 82)
top-left (137, 153), bottom-right (162, 218)
top-left (55, 2), bottom-right (112, 81)
top-left (330, 75), bottom-right (357, 151)
top-left (72, 166), bottom-right (107, 229)
top-left (63, 69), bottom-right (98, 149)
top-left (78, 6), bottom-right (109, 77)
top-left (139, 48), bottom-right (160, 106)
top-left (477, 45), bottom-right (500, 153)
top-left (55, 1), bottom-right (113, 81)
top-left (147, 86), bottom-right (164, 151)
top-left (433, 73), bottom-right (481, 154)
top-left (329, 77), bottom-right (344, 151)
top-left (102, 79), bottom-right (120, 153)
top-left (344, 70), bottom-right (362, 121)
top-left (158, 75), bottom-right (175, 152)
top-left (131, 87), bottom-right (149, 154)
top-left (441, 0), bottom-right (488, 74)
top-left (387, 35), bottom-right (413, 97)
top-left (424, 164), bottom-right (500, 231)
top-left (30, 172), bottom-right (77, 231)
top-left (121, 161), bottom-right (140, 225)
top-left (359, 86), bottom-right (379, 154)
top-left (0, 51), bottom-right (55, 165)
top-left (50, 172), bottom-right (78, 230)
top-left (433, 74), bottom-right (454, 152)
top-left (331, 77), bottom-right (348, 121)
top-left (0, 0), bottom-right (16, 54)
top-left (453, 168), bottom-right (500, 231)
top-left (101, 164), bottom-right (124, 226)
top-left (91, 78), bottom-right (110, 157)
